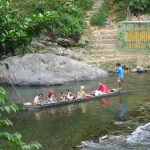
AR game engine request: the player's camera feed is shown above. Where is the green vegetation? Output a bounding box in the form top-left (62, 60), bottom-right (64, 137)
top-left (0, 86), bottom-right (42, 150)
top-left (0, 0), bottom-right (94, 58)
top-left (112, 0), bottom-right (128, 22)
top-left (129, 0), bottom-right (150, 13)
top-left (113, 0), bottom-right (150, 22)
top-left (90, 0), bottom-right (110, 26)
top-left (100, 59), bottom-right (137, 71)
top-left (1, 0), bottom-right (149, 58)
top-left (91, 0), bottom-right (150, 27)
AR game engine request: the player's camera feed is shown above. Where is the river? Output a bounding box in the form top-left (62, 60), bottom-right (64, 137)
top-left (4, 73), bottom-right (150, 150)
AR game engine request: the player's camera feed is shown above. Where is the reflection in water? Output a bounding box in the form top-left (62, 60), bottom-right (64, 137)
top-left (80, 98), bottom-right (110, 114)
top-left (34, 104), bottom-right (78, 121)
top-left (49, 109), bottom-right (56, 122)
top-left (67, 104), bottom-right (74, 114)
top-left (34, 110), bottom-right (44, 121)
top-left (118, 96), bottom-right (125, 118)
top-left (100, 98), bottom-right (109, 108)
top-left (34, 109), bottom-right (57, 121)
top-left (80, 102), bottom-right (93, 113)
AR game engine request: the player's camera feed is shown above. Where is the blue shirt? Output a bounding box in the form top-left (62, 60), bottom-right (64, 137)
top-left (117, 67), bottom-right (123, 79)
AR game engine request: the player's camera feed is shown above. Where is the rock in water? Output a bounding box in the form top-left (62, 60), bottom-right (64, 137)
top-left (136, 66), bottom-right (145, 73)
top-left (0, 53), bottom-right (108, 85)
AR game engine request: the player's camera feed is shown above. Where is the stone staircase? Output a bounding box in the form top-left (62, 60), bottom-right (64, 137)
top-left (79, 1), bottom-right (149, 68)
top-left (83, 28), bottom-right (119, 68)
top-left (80, 0), bottom-right (121, 68)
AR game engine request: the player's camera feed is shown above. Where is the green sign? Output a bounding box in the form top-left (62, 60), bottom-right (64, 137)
top-left (118, 22), bottom-right (150, 50)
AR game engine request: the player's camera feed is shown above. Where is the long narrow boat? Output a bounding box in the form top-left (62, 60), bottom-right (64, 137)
top-left (23, 89), bottom-right (120, 110)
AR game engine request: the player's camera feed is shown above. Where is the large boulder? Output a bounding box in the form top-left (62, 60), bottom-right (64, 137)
top-left (0, 53), bottom-right (108, 85)
top-left (136, 66), bottom-right (145, 73)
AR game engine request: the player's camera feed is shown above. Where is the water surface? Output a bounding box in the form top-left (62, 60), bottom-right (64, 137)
top-left (4, 73), bottom-right (150, 150)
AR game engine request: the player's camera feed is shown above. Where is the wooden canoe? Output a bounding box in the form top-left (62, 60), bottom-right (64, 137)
top-left (23, 89), bottom-right (120, 110)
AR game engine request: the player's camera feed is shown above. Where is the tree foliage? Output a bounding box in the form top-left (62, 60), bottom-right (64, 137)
top-left (0, 86), bottom-right (42, 150)
top-left (129, 0), bottom-right (149, 12)
top-left (0, 0), bottom-right (94, 58)
top-left (109, 0), bottom-right (150, 23)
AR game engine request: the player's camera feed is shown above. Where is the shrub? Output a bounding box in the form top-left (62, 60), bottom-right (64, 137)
top-left (112, 0), bottom-right (150, 22)
top-left (90, 0), bottom-right (110, 26)
top-left (129, 0), bottom-right (149, 13)
top-left (75, 0), bottom-right (94, 11)
top-left (0, 86), bottom-right (42, 150)
top-left (113, 0), bottom-right (127, 22)
top-left (0, 0), bottom-right (95, 58)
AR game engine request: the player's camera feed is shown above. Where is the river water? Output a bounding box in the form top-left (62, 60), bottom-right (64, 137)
top-left (4, 73), bottom-right (150, 150)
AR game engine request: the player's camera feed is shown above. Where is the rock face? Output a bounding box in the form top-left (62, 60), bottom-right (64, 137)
top-left (0, 53), bottom-right (108, 85)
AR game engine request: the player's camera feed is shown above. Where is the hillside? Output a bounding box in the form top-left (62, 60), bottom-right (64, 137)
top-left (1, 0), bottom-right (150, 68)
top-left (0, 0), bottom-right (94, 58)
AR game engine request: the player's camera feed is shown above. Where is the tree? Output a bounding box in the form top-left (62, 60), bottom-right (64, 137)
top-left (129, 0), bottom-right (149, 13)
top-left (0, 86), bottom-right (42, 150)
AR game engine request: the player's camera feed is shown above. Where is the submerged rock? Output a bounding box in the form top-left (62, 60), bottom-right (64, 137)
top-left (0, 53), bottom-right (108, 85)
top-left (114, 120), bottom-right (139, 126)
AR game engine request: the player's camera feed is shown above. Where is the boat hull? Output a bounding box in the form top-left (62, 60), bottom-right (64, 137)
top-left (23, 90), bottom-right (120, 110)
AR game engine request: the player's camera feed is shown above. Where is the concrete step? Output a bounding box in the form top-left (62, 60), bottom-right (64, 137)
top-left (92, 34), bottom-right (118, 39)
top-left (86, 10), bottom-right (96, 15)
top-left (90, 26), bottom-right (118, 31)
top-left (89, 54), bottom-right (115, 58)
top-left (92, 6), bottom-right (100, 10)
top-left (86, 13), bottom-right (94, 18)
top-left (91, 44), bottom-right (117, 49)
top-left (92, 30), bottom-right (118, 34)
top-left (86, 56), bottom-right (134, 65)
top-left (91, 39), bottom-right (117, 44)
top-left (85, 49), bottom-right (116, 54)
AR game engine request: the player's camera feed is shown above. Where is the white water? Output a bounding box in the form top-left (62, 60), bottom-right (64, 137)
top-left (81, 123), bottom-right (150, 150)
top-left (127, 123), bottom-right (150, 145)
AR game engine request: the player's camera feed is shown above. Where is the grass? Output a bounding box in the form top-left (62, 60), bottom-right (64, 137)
top-left (118, 48), bottom-right (150, 56)
top-left (90, 0), bottom-right (110, 26)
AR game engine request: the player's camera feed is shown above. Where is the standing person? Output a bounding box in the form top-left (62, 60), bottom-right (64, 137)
top-left (115, 63), bottom-right (124, 90)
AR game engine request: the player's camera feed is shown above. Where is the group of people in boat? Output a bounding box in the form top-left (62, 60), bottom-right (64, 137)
top-left (33, 63), bottom-right (124, 105)
top-left (33, 89), bottom-right (76, 105)
top-left (33, 81), bottom-right (110, 105)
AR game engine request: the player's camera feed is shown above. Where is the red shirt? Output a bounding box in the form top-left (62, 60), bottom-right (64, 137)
top-left (97, 84), bottom-right (110, 94)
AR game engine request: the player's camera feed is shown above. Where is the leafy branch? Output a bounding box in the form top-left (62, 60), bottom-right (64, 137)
top-left (0, 86), bottom-right (42, 150)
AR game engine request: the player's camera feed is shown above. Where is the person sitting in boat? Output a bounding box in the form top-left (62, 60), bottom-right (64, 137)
top-left (65, 89), bottom-right (76, 101)
top-left (77, 86), bottom-right (93, 99)
top-left (94, 82), bottom-right (110, 96)
top-left (33, 93), bottom-right (43, 105)
top-left (47, 90), bottom-right (56, 103)
top-left (58, 90), bottom-right (66, 102)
